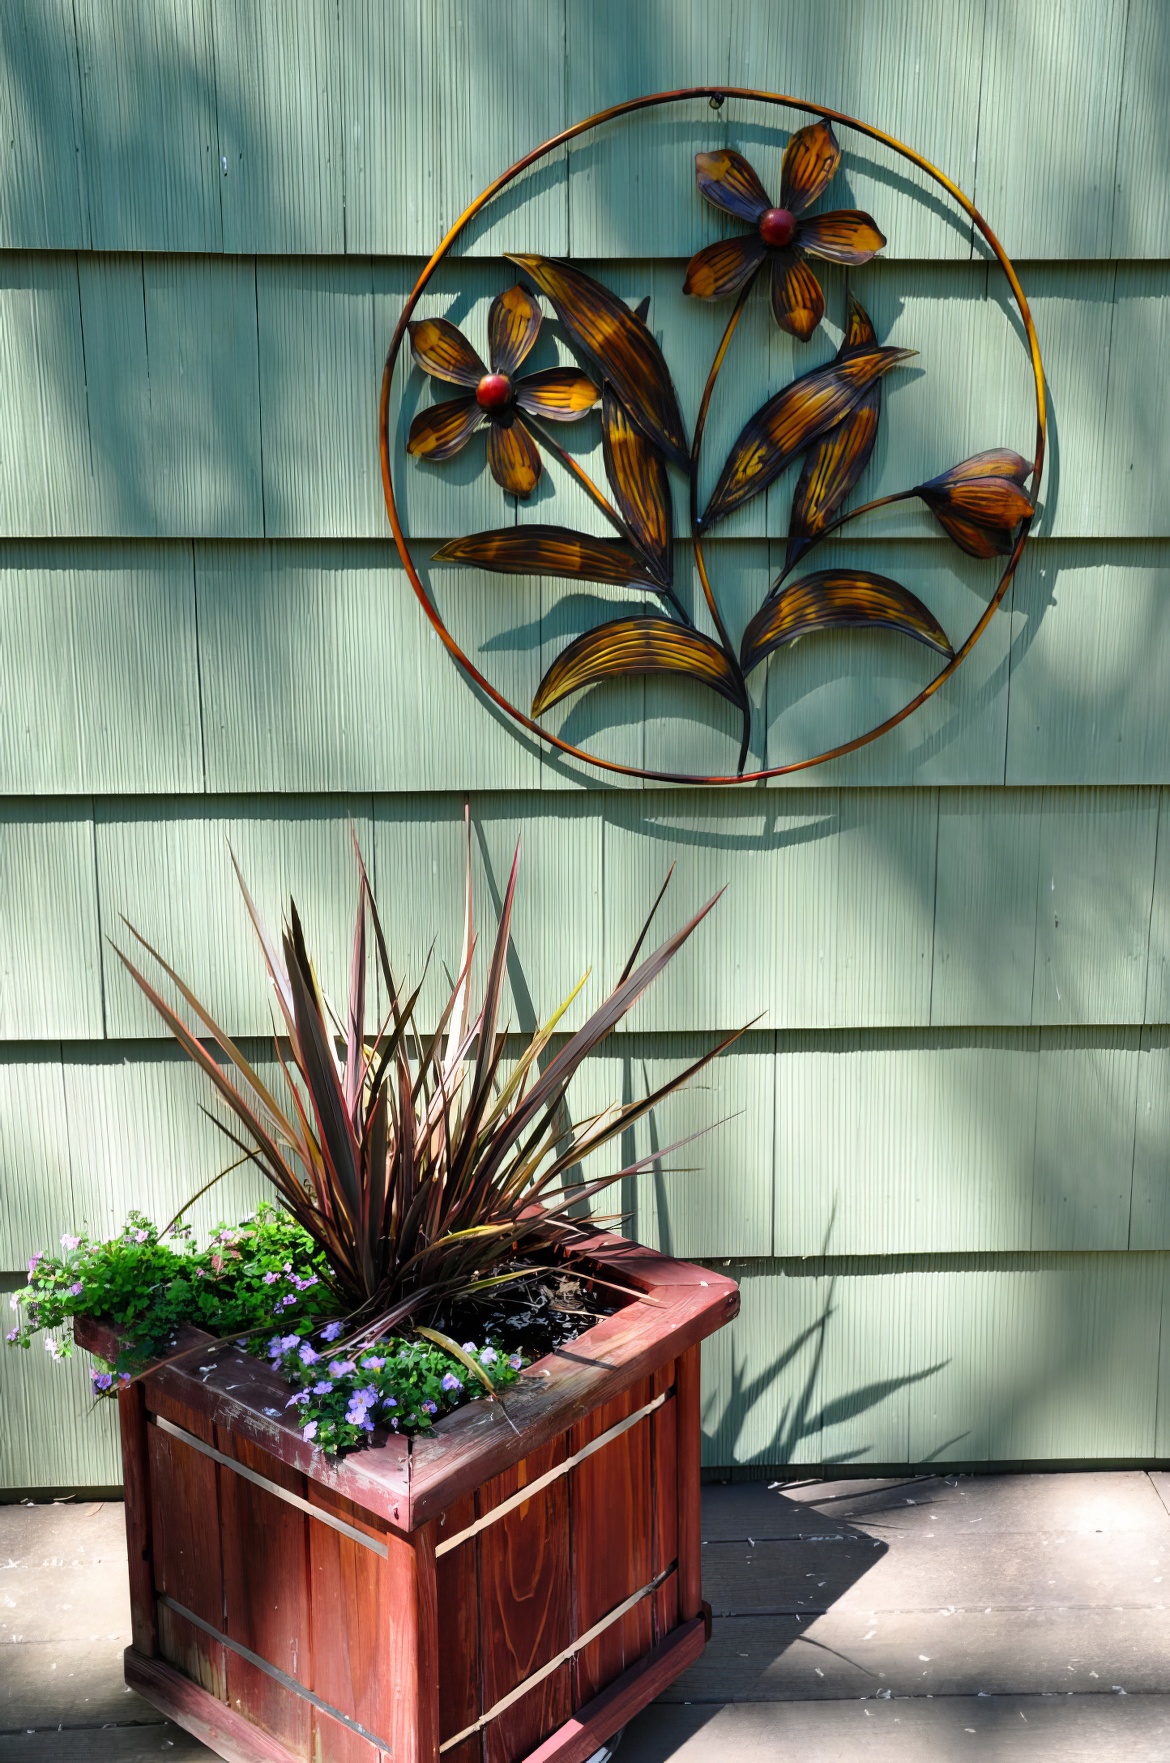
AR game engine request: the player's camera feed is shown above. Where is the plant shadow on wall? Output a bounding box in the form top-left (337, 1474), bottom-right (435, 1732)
top-left (399, 116), bottom-right (1039, 783)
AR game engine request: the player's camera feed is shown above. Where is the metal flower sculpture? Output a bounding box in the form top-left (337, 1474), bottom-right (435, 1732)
top-left (682, 120), bottom-right (886, 340)
top-left (407, 285), bottom-right (599, 496)
top-left (385, 94), bottom-right (1046, 787)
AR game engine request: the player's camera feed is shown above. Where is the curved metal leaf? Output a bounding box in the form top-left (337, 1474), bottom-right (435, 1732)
top-left (740, 570), bottom-right (953, 675)
top-left (601, 386), bottom-right (673, 586)
top-left (785, 297), bottom-right (884, 571)
top-left (701, 345), bottom-right (914, 531)
top-left (433, 526), bottom-right (665, 590)
top-left (533, 617), bottom-right (746, 716)
top-left (506, 254), bottom-right (690, 470)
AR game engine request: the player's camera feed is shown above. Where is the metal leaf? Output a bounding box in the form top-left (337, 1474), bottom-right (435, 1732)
top-left (740, 570), bottom-right (954, 675)
top-left (785, 297), bottom-right (884, 570)
top-left (601, 386), bottom-right (673, 586)
top-left (506, 254), bottom-right (690, 470)
top-left (700, 345), bottom-right (914, 531)
top-left (433, 526), bottom-right (666, 590)
top-left (533, 617), bottom-right (746, 716)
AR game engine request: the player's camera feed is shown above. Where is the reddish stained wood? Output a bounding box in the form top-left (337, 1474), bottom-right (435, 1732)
top-left (569, 1380), bottom-right (653, 1705)
top-left (478, 1439), bottom-right (572, 1763)
top-left (75, 1246), bottom-right (737, 1536)
top-left (649, 1371), bottom-right (679, 1643)
top-left (305, 1483), bottom-right (392, 1763)
top-left (124, 1646), bottom-right (305, 1763)
top-left (117, 1378), bottom-right (158, 1656)
top-left (146, 1396), bottom-right (225, 1699)
top-left (216, 1428), bottom-right (312, 1759)
top-left (436, 1493), bottom-right (480, 1755)
top-left (518, 1616), bottom-right (706, 1763)
top-left (675, 1345), bottom-right (702, 1623)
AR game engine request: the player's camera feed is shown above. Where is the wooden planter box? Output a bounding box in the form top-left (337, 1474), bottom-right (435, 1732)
top-left (76, 1234), bottom-right (738, 1763)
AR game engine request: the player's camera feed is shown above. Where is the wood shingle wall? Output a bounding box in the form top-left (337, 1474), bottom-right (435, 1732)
top-left (2, 0), bottom-right (1168, 1485)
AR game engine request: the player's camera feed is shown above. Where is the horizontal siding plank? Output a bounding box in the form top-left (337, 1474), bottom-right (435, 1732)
top-left (703, 1253), bottom-right (1168, 1467)
top-left (0, 0), bottom-right (1163, 260)
top-left (0, 542), bottom-right (202, 794)
top-left (0, 804), bottom-right (103, 1040)
top-left (0, 789), bottom-right (1163, 1038)
top-left (0, 1050), bottom-right (73, 1270)
top-left (1, 535), bottom-right (1169, 794)
top-left (0, 1320), bottom-right (122, 1488)
top-left (0, 256), bottom-right (1159, 541)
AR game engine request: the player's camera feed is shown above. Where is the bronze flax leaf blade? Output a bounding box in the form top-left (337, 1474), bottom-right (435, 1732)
top-left (700, 343), bottom-right (915, 531)
top-left (600, 385), bottom-right (674, 587)
top-left (533, 616), bottom-right (748, 716)
top-left (785, 295), bottom-right (883, 572)
top-left (506, 253), bottom-right (691, 470)
top-left (433, 526), bottom-right (669, 592)
top-left (740, 569), bottom-right (954, 676)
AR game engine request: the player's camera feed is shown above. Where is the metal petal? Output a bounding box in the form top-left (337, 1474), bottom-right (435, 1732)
top-left (408, 318), bottom-right (486, 387)
top-left (693, 149), bottom-right (773, 224)
top-left (601, 386), bottom-right (673, 586)
top-left (741, 570), bottom-right (953, 676)
top-left (923, 449), bottom-right (1032, 489)
top-left (798, 209), bottom-right (887, 265)
top-left (407, 393), bottom-right (485, 461)
top-left (841, 291), bottom-right (878, 353)
top-left (533, 617), bottom-right (745, 716)
top-left (925, 507), bottom-right (1013, 559)
top-left (779, 117), bottom-right (841, 215)
top-left (701, 345), bottom-right (915, 530)
top-left (770, 252), bottom-right (825, 340)
top-left (514, 367), bottom-right (600, 421)
top-left (785, 386), bottom-right (881, 570)
top-left (488, 284), bottom-right (543, 377)
top-left (506, 254), bottom-right (690, 470)
top-left (433, 526), bottom-right (665, 590)
top-left (683, 235), bottom-right (768, 301)
top-left (486, 417), bottom-right (542, 497)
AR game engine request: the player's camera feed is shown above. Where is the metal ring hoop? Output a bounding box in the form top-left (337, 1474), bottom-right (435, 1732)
top-left (379, 87), bottom-right (1047, 786)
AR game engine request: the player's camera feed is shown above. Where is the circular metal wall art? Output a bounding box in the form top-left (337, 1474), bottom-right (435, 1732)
top-left (379, 88), bottom-right (1047, 786)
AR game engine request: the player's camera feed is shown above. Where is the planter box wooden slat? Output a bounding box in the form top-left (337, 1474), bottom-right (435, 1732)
top-left (76, 1234), bottom-right (737, 1762)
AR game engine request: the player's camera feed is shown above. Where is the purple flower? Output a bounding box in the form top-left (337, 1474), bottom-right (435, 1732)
top-left (360, 1356), bottom-right (385, 1371)
top-left (441, 1372), bottom-right (462, 1393)
top-left (509, 1355), bottom-right (523, 1371)
top-left (69, 1282), bottom-right (83, 1297)
top-left (276, 1294), bottom-right (297, 1310)
top-left (192, 1268), bottom-right (206, 1279)
top-left (382, 1395), bottom-right (398, 1409)
top-left (480, 1347), bottom-right (498, 1366)
top-left (312, 1380), bottom-right (334, 1395)
top-left (263, 1271), bottom-right (279, 1285)
top-left (327, 1359), bottom-right (355, 1378)
top-left (44, 1337), bottom-right (65, 1360)
top-left (6, 1328), bottom-right (19, 1342)
top-left (302, 1421), bottom-right (318, 1442)
top-left (134, 1229), bottom-right (149, 1244)
top-left (320, 1321), bottom-right (344, 1342)
top-left (118, 1372), bottom-right (131, 1387)
top-left (27, 1251), bottom-right (44, 1276)
top-left (289, 1273), bottom-right (318, 1291)
top-left (60, 1233), bottom-right (81, 1251)
top-left (462, 1341), bottom-right (476, 1353)
top-left (422, 1400), bottom-right (438, 1414)
top-left (90, 1370), bottom-right (113, 1392)
top-left (298, 1343), bottom-right (320, 1366)
top-left (285, 1391), bottom-right (311, 1407)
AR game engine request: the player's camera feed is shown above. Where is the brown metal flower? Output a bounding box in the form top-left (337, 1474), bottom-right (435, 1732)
top-left (407, 285), bottom-right (599, 497)
top-left (683, 119), bottom-right (885, 341)
top-left (915, 450), bottom-right (1035, 558)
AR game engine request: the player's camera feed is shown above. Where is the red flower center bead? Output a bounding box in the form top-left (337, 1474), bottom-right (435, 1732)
top-left (759, 207), bottom-right (796, 248)
top-left (475, 373), bottom-right (512, 412)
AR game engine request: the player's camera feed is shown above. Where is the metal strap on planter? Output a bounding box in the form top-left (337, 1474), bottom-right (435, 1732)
top-left (434, 1387), bottom-right (671, 1558)
top-left (156, 1593), bottom-right (396, 1753)
top-left (438, 1563), bottom-right (677, 1754)
top-left (151, 1414), bottom-right (389, 1557)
